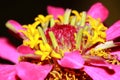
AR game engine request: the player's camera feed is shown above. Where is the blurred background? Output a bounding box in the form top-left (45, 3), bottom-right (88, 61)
top-left (0, 0), bottom-right (120, 44)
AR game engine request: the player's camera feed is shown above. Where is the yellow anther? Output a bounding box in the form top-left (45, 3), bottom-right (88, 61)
top-left (46, 15), bottom-right (53, 21)
top-left (50, 71), bottom-right (62, 79)
top-left (35, 50), bottom-right (50, 61)
top-left (32, 21), bottom-right (40, 28)
top-left (72, 10), bottom-right (81, 21)
top-left (90, 49), bottom-right (109, 59)
top-left (36, 15), bottom-right (44, 21)
top-left (39, 43), bottom-right (46, 51)
top-left (45, 43), bottom-right (52, 52)
top-left (54, 19), bottom-right (60, 24)
top-left (41, 52), bottom-right (50, 61)
top-left (35, 14), bottom-right (53, 30)
top-left (51, 51), bottom-right (62, 59)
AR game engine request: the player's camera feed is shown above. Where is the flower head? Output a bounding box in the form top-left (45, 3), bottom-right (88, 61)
top-left (1, 2), bottom-right (120, 80)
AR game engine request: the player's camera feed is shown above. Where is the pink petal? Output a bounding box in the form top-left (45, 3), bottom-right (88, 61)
top-left (88, 2), bottom-right (109, 22)
top-left (84, 65), bottom-right (120, 80)
top-left (111, 51), bottom-right (120, 61)
top-left (5, 20), bottom-right (25, 39)
top-left (47, 5), bottom-right (65, 19)
top-left (0, 64), bottom-right (16, 80)
top-left (16, 62), bottom-right (53, 80)
top-left (0, 37), bottom-right (19, 63)
top-left (58, 51), bottom-right (84, 69)
top-left (6, 20), bottom-right (23, 31)
top-left (17, 45), bottom-right (35, 54)
top-left (106, 20), bottom-right (120, 40)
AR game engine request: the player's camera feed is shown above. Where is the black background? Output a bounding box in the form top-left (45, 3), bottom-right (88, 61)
top-left (0, 0), bottom-right (120, 44)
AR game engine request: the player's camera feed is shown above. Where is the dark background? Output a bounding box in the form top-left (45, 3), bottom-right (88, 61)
top-left (0, 0), bottom-right (120, 43)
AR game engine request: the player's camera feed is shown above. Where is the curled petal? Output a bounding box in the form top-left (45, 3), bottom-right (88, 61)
top-left (17, 45), bottom-right (35, 54)
top-left (0, 38), bottom-right (19, 63)
top-left (88, 2), bottom-right (109, 22)
top-left (5, 20), bottom-right (25, 39)
top-left (0, 64), bottom-right (16, 80)
top-left (58, 51), bottom-right (84, 69)
top-left (47, 5), bottom-right (65, 19)
top-left (16, 62), bottom-right (53, 80)
top-left (84, 65), bottom-right (120, 80)
top-left (106, 20), bottom-right (120, 40)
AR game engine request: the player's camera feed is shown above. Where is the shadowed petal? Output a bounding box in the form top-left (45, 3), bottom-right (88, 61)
top-left (0, 64), bottom-right (16, 80)
top-left (0, 38), bottom-right (19, 63)
top-left (84, 65), bottom-right (120, 80)
top-left (17, 45), bottom-right (35, 54)
top-left (84, 56), bottom-right (107, 64)
top-left (58, 51), bottom-right (84, 69)
top-left (16, 62), bottom-right (53, 80)
top-left (47, 5), bottom-right (65, 19)
top-left (88, 2), bottom-right (109, 22)
top-left (106, 20), bottom-right (120, 40)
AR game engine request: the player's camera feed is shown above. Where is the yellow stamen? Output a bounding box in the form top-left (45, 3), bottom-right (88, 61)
top-left (76, 28), bottom-right (83, 49)
top-left (48, 31), bottom-right (58, 49)
top-left (51, 51), bottom-right (62, 59)
top-left (38, 27), bottom-right (47, 44)
top-left (80, 11), bottom-right (86, 26)
top-left (64, 9), bottom-right (71, 24)
top-left (50, 18), bottom-right (55, 27)
top-left (70, 16), bottom-right (76, 26)
top-left (90, 49), bottom-right (109, 59)
top-left (72, 10), bottom-right (81, 21)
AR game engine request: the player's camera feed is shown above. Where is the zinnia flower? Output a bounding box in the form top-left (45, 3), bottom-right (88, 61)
top-left (1, 2), bottom-right (120, 80)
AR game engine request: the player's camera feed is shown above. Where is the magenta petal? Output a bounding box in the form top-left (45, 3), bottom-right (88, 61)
top-left (6, 20), bottom-right (25, 39)
top-left (0, 64), bottom-right (16, 80)
top-left (6, 20), bottom-right (23, 31)
top-left (47, 5), bottom-right (65, 19)
top-left (88, 2), bottom-right (109, 22)
top-left (106, 20), bottom-right (120, 40)
top-left (16, 62), bottom-right (52, 80)
top-left (111, 51), bottom-right (120, 61)
top-left (17, 45), bottom-right (35, 54)
top-left (84, 65), bottom-right (120, 80)
top-left (58, 51), bottom-right (84, 69)
top-left (0, 38), bottom-right (19, 63)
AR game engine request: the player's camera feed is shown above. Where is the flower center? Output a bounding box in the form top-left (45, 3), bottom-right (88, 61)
top-left (19, 10), bottom-right (108, 61)
top-left (46, 24), bottom-right (77, 50)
